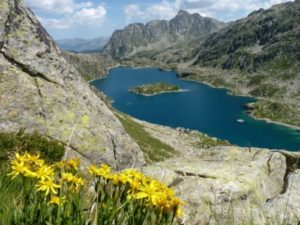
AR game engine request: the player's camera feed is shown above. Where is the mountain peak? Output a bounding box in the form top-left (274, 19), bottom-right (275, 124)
top-left (177, 10), bottom-right (190, 16)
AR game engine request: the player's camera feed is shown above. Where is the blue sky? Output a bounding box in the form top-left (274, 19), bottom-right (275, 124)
top-left (25, 0), bottom-right (293, 40)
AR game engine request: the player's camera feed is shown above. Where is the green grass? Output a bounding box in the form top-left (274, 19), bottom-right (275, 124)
top-left (0, 168), bottom-right (25, 224)
top-left (0, 130), bottom-right (65, 164)
top-left (114, 111), bottom-right (178, 163)
top-left (249, 83), bottom-right (281, 98)
top-left (250, 100), bottom-right (300, 127)
top-left (193, 133), bottom-right (231, 149)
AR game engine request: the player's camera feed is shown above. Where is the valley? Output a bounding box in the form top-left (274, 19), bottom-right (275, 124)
top-left (100, 1), bottom-right (300, 129)
top-left (1, 0), bottom-right (300, 224)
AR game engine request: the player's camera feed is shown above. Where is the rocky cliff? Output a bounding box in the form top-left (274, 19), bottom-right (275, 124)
top-left (0, 0), bottom-right (145, 169)
top-left (103, 10), bottom-right (225, 59)
top-left (61, 51), bottom-right (115, 81)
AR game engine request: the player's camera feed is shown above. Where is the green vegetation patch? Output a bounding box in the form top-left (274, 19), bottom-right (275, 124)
top-left (250, 100), bottom-right (300, 127)
top-left (129, 82), bottom-right (181, 96)
top-left (247, 75), bottom-right (266, 86)
top-left (194, 133), bottom-right (231, 149)
top-left (0, 130), bottom-right (65, 165)
top-left (249, 83), bottom-right (281, 98)
top-left (114, 111), bottom-right (177, 163)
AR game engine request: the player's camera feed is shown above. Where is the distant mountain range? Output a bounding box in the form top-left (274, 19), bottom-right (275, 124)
top-left (102, 10), bottom-right (226, 59)
top-left (56, 37), bottom-right (109, 53)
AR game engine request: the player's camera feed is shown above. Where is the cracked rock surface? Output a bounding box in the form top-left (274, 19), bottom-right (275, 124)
top-left (0, 0), bottom-right (145, 169)
top-left (142, 146), bottom-right (300, 224)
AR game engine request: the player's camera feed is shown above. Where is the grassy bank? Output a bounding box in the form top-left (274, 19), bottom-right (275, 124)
top-left (114, 111), bottom-right (178, 163)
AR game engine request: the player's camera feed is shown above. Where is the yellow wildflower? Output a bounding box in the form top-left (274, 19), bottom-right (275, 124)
top-left (54, 161), bottom-right (64, 169)
top-left (88, 165), bottom-right (98, 176)
top-left (62, 172), bottom-right (75, 182)
top-left (135, 180), bottom-right (164, 206)
top-left (14, 152), bottom-right (28, 164)
top-left (34, 165), bottom-right (54, 181)
top-left (88, 164), bottom-right (112, 179)
top-left (49, 196), bottom-right (66, 206)
top-left (100, 164), bottom-right (111, 173)
top-left (8, 160), bottom-right (30, 179)
top-left (72, 176), bottom-right (85, 190)
top-left (24, 152), bottom-right (44, 165)
top-left (36, 179), bottom-right (60, 196)
top-left (175, 205), bottom-right (185, 217)
top-left (66, 158), bottom-right (80, 170)
top-left (112, 173), bottom-right (128, 185)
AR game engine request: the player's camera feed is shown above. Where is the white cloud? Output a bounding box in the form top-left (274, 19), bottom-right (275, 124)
top-left (124, 4), bottom-right (145, 23)
top-left (145, 1), bottom-right (178, 20)
top-left (72, 6), bottom-right (106, 25)
top-left (26, 0), bottom-right (107, 30)
top-left (181, 0), bottom-right (214, 9)
top-left (123, 0), bottom-right (294, 23)
top-left (26, 0), bottom-right (93, 14)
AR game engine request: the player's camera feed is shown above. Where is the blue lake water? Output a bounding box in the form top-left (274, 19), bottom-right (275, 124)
top-left (91, 67), bottom-right (300, 151)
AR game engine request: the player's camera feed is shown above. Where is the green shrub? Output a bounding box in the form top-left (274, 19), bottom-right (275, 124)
top-left (0, 130), bottom-right (65, 164)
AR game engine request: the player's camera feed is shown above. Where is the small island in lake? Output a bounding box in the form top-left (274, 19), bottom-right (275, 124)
top-left (129, 82), bottom-right (182, 96)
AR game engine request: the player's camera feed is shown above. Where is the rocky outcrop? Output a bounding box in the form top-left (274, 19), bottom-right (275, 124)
top-left (266, 169), bottom-right (300, 224)
top-left (103, 10), bottom-right (225, 59)
top-left (0, 0), bottom-right (145, 169)
top-left (142, 147), bottom-right (300, 224)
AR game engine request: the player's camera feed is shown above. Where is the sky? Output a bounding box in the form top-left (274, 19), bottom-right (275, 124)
top-left (25, 0), bottom-right (293, 40)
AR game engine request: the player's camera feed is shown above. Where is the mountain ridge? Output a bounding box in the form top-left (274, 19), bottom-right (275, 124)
top-left (103, 10), bottom-right (226, 59)
top-left (56, 36), bottom-right (109, 53)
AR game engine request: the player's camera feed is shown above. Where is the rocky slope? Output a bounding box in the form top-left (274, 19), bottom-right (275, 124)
top-left (193, 1), bottom-right (300, 71)
top-left (143, 147), bottom-right (300, 224)
top-left (0, 0), bottom-right (145, 169)
top-left (62, 51), bottom-right (115, 81)
top-left (56, 37), bottom-right (109, 53)
top-left (103, 10), bottom-right (225, 59)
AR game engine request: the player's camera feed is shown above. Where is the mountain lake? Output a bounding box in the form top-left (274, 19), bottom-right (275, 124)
top-left (91, 67), bottom-right (300, 151)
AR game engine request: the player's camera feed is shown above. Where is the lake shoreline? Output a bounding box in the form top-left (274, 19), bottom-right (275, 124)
top-left (180, 77), bottom-right (300, 131)
top-left (91, 65), bottom-right (300, 139)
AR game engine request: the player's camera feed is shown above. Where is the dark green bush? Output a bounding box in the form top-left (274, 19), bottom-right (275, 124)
top-left (0, 130), bottom-right (65, 164)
